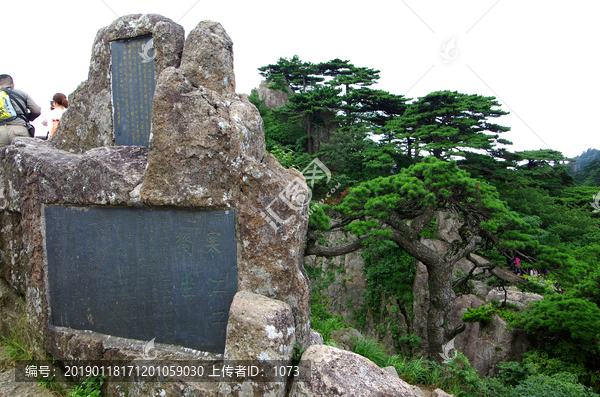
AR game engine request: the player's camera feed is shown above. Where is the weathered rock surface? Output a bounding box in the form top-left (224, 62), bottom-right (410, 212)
top-left (1, 14), bottom-right (313, 396)
top-left (451, 294), bottom-right (484, 364)
top-left (304, 229), bottom-right (368, 324)
top-left (289, 345), bottom-right (418, 397)
top-left (222, 291), bottom-right (296, 361)
top-left (53, 14), bottom-right (185, 153)
top-left (0, 139), bottom-right (147, 345)
top-left (330, 327), bottom-right (364, 351)
top-left (486, 287), bottom-right (543, 310)
top-left (180, 21), bottom-right (235, 95)
top-left (256, 80), bottom-right (294, 109)
top-left (412, 262), bottom-right (431, 355)
top-left (309, 329), bottom-right (324, 346)
top-left (219, 291), bottom-right (295, 396)
top-left (411, 386), bottom-right (427, 397)
top-left (450, 293), bottom-right (536, 377)
top-left (140, 65), bottom-right (311, 347)
top-left (432, 389), bottom-right (455, 397)
top-left (0, 369), bottom-right (55, 397)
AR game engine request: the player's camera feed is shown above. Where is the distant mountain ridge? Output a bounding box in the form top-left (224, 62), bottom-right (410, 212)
top-left (568, 148), bottom-right (600, 175)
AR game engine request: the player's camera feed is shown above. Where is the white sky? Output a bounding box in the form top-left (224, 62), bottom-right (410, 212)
top-left (4, 1), bottom-right (598, 158)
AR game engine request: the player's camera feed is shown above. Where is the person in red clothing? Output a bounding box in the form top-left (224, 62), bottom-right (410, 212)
top-left (514, 257), bottom-right (522, 276)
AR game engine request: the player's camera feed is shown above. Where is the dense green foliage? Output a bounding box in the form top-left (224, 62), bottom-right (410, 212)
top-left (574, 159), bottom-right (600, 186)
top-left (462, 300), bottom-right (520, 324)
top-left (256, 54), bottom-right (599, 393)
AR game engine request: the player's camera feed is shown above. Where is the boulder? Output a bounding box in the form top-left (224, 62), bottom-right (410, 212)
top-left (289, 345), bottom-right (418, 397)
top-left (180, 20), bottom-right (235, 95)
top-left (0, 19), bottom-right (314, 397)
top-left (53, 14), bottom-right (185, 152)
top-left (219, 291), bottom-right (295, 396)
top-left (486, 287), bottom-right (543, 310)
top-left (140, 66), bottom-right (312, 347)
top-left (412, 262), bottom-right (430, 354)
top-left (450, 294), bottom-right (484, 359)
top-left (382, 366), bottom-right (399, 378)
top-left (432, 389), bottom-right (455, 397)
top-left (330, 327), bottom-right (364, 352)
top-left (411, 386), bottom-right (427, 397)
top-left (304, 229), bottom-right (367, 324)
top-left (309, 329), bottom-right (324, 346)
top-left (0, 369), bottom-right (55, 397)
top-left (256, 80), bottom-right (294, 109)
top-left (222, 291), bottom-right (295, 361)
top-left (450, 294), bottom-right (535, 377)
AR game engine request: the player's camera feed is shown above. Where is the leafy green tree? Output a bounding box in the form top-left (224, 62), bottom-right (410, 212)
top-left (257, 57), bottom-right (408, 155)
top-left (382, 90), bottom-right (511, 164)
top-left (318, 58), bottom-right (380, 92)
top-left (286, 85), bottom-right (342, 155)
top-left (258, 55), bottom-right (323, 92)
top-left (458, 149), bottom-right (574, 193)
top-left (510, 295), bottom-right (600, 370)
top-left (305, 157), bottom-right (531, 362)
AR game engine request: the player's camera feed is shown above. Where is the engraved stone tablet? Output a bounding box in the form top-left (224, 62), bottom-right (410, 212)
top-left (45, 207), bottom-right (237, 353)
top-left (110, 36), bottom-right (156, 146)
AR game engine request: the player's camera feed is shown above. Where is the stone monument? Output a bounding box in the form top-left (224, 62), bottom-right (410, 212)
top-left (0, 13), bottom-right (312, 396)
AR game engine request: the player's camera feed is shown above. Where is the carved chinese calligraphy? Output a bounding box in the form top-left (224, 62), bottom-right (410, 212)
top-left (110, 36), bottom-right (156, 146)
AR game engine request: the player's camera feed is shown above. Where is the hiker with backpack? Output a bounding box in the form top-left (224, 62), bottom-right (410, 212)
top-left (42, 93), bottom-right (68, 138)
top-left (0, 74), bottom-right (41, 146)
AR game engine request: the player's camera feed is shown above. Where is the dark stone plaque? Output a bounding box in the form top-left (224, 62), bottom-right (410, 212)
top-left (45, 207), bottom-right (237, 353)
top-left (110, 36), bottom-right (156, 146)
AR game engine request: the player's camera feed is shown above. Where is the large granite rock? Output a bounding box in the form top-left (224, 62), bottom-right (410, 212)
top-left (309, 329), bottom-right (324, 346)
top-left (450, 293), bottom-right (536, 377)
top-left (0, 140), bottom-right (148, 344)
top-left (330, 327), bottom-right (364, 351)
top-left (0, 369), bottom-right (55, 397)
top-left (0, 15), bottom-right (313, 397)
top-left (180, 21), bottom-right (235, 95)
top-left (219, 291), bottom-right (295, 396)
top-left (486, 287), bottom-right (543, 310)
top-left (140, 66), bottom-right (311, 347)
top-left (289, 345), bottom-right (418, 397)
top-left (256, 80), bottom-right (294, 109)
top-left (304, 229), bottom-right (368, 324)
top-left (412, 262), bottom-right (430, 355)
top-left (52, 14), bottom-right (185, 153)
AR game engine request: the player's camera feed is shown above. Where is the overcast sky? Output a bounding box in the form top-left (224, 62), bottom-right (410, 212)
top-left (4, 1), bottom-right (598, 158)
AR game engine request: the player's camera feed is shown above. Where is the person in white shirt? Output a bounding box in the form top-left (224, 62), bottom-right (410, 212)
top-left (42, 92), bottom-right (68, 138)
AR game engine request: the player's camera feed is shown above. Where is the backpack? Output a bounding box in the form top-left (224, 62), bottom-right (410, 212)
top-left (0, 90), bottom-right (18, 123)
top-left (0, 88), bottom-right (35, 137)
